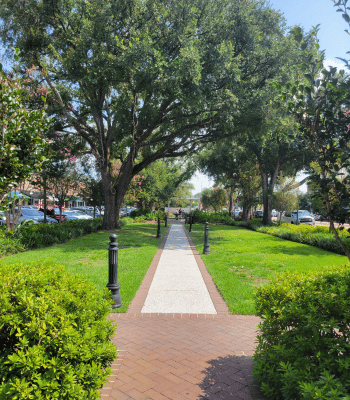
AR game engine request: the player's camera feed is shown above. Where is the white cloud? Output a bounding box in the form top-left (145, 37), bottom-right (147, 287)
top-left (324, 58), bottom-right (348, 70)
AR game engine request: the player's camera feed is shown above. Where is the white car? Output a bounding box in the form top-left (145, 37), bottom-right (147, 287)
top-left (63, 210), bottom-right (93, 220)
top-left (281, 210), bottom-right (315, 226)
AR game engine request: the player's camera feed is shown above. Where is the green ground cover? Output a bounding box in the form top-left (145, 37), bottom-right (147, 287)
top-left (188, 224), bottom-right (349, 315)
top-left (0, 223), bottom-right (165, 313)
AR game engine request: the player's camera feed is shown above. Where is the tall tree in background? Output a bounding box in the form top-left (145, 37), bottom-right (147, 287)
top-left (245, 102), bottom-right (310, 225)
top-left (210, 187), bottom-right (227, 212)
top-left (136, 160), bottom-right (194, 210)
top-left (272, 175), bottom-right (298, 223)
top-left (196, 140), bottom-right (261, 219)
top-left (0, 0), bottom-right (294, 228)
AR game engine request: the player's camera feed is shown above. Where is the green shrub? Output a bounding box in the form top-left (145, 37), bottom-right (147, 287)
top-left (256, 223), bottom-right (350, 255)
top-left (253, 266), bottom-right (350, 400)
top-left (119, 216), bottom-right (133, 226)
top-left (144, 212), bottom-right (158, 221)
top-left (0, 261), bottom-right (117, 400)
top-left (191, 210), bottom-right (234, 224)
top-left (129, 209), bottom-right (140, 218)
top-left (8, 219), bottom-right (103, 251)
top-left (0, 231), bottom-right (25, 258)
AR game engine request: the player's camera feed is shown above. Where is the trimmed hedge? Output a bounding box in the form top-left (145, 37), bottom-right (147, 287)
top-left (0, 262), bottom-right (117, 399)
top-left (0, 219), bottom-right (103, 257)
top-left (253, 266), bottom-right (350, 400)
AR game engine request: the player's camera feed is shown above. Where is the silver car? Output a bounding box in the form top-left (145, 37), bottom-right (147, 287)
top-left (63, 210), bottom-right (93, 220)
top-left (8, 209), bottom-right (58, 224)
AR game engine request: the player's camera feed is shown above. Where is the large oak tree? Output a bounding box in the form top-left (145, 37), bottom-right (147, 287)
top-left (1, 0), bottom-right (292, 228)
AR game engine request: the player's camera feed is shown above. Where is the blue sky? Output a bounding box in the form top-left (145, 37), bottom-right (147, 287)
top-left (269, 0), bottom-right (349, 66)
top-left (191, 0), bottom-right (350, 194)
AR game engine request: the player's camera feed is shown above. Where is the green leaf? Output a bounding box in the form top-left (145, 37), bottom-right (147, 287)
top-left (304, 74), bottom-right (313, 82)
top-left (342, 13), bottom-right (350, 22)
top-left (294, 34), bottom-right (303, 43)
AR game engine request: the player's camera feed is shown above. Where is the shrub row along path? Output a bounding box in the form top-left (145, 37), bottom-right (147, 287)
top-left (100, 220), bottom-right (267, 400)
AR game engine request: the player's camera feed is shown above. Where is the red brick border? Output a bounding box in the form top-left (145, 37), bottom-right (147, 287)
top-left (126, 226), bottom-right (170, 313)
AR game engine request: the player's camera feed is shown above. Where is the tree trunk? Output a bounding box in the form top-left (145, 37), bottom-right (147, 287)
top-left (114, 153), bottom-right (136, 229)
top-left (228, 186), bottom-right (234, 216)
top-left (261, 173), bottom-right (271, 225)
top-left (242, 203), bottom-right (249, 221)
top-left (323, 183), bottom-right (350, 260)
top-left (261, 166), bottom-right (279, 225)
top-left (101, 169), bottom-right (117, 230)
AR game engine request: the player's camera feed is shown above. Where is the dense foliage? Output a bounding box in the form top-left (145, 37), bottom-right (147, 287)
top-left (254, 266), bottom-right (350, 399)
top-left (0, 59), bottom-right (49, 210)
top-left (0, 0), bottom-right (298, 229)
top-left (0, 261), bottom-right (117, 399)
top-left (276, 26), bottom-right (350, 259)
top-left (0, 219), bottom-right (102, 257)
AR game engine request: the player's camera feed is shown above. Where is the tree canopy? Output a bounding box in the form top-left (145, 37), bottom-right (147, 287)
top-left (0, 0), bottom-right (294, 228)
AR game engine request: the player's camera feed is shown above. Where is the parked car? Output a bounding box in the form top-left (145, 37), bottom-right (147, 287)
top-left (72, 207), bottom-right (103, 217)
top-left (62, 210), bottom-right (93, 221)
top-left (9, 208), bottom-right (58, 224)
top-left (254, 210), bottom-right (264, 218)
top-left (120, 207), bottom-right (134, 216)
top-left (50, 208), bottom-right (66, 222)
top-left (281, 210), bottom-right (315, 226)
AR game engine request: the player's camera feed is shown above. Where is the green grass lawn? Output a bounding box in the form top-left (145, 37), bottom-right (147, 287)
top-left (0, 223), bottom-right (166, 313)
top-left (2, 221), bottom-right (348, 316)
top-left (188, 224), bottom-right (350, 315)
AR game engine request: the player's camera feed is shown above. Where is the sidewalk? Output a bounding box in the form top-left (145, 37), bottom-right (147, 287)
top-left (99, 220), bottom-right (266, 400)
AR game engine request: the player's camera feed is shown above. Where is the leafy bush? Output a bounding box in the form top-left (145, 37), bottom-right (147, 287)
top-left (254, 266), bottom-right (350, 400)
top-left (191, 210), bottom-right (232, 224)
top-left (256, 223), bottom-right (350, 255)
top-left (0, 261), bottom-right (117, 400)
top-left (119, 216), bottom-right (134, 226)
top-left (144, 212), bottom-right (157, 221)
top-left (129, 210), bottom-right (140, 218)
top-left (133, 215), bottom-right (147, 223)
top-left (0, 230), bottom-right (25, 258)
top-left (9, 219), bottom-right (103, 250)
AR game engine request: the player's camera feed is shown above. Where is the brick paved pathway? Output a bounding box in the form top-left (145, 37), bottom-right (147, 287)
top-left (99, 221), bottom-right (267, 400)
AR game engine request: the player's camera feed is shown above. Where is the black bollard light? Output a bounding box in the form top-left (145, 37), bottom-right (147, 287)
top-left (156, 216), bottom-right (162, 238)
top-left (106, 234), bottom-right (122, 308)
top-left (189, 215), bottom-right (193, 232)
top-left (165, 214), bottom-right (168, 227)
top-left (203, 222), bottom-right (210, 255)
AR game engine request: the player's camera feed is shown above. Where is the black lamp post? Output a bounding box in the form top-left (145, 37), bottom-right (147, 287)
top-left (106, 234), bottom-right (122, 308)
top-left (189, 215), bottom-right (193, 232)
top-left (156, 216), bottom-right (162, 238)
top-left (203, 222), bottom-right (210, 255)
top-left (165, 214), bottom-right (168, 227)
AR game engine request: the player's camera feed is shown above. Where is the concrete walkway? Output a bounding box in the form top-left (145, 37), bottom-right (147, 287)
top-left (100, 220), bottom-right (267, 400)
top-left (141, 223), bottom-right (216, 314)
